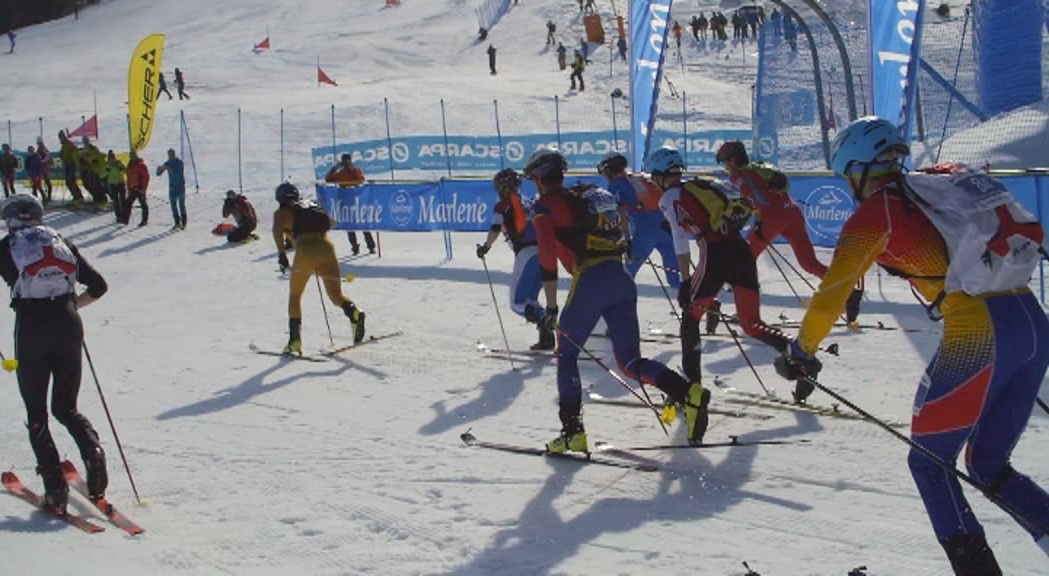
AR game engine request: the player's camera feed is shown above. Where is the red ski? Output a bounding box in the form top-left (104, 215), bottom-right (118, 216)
top-left (1, 470), bottom-right (105, 533)
top-left (60, 461), bottom-right (144, 535)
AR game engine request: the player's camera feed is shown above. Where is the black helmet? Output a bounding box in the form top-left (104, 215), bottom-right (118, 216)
top-left (523, 146), bottom-right (568, 181)
top-left (275, 182), bottom-right (299, 204)
top-left (597, 152), bottom-right (628, 177)
top-left (226, 190), bottom-right (237, 200)
top-left (715, 140), bottom-right (749, 166)
top-left (493, 168), bottom-right (521, 196)
top-left (2, 194), bottom-right (44, 229)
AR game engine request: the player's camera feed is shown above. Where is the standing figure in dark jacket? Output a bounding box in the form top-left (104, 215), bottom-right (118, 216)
top-left (0, 194), bottom-right (110, 514)
top-left (26, 146), bottom-right (44, 199)
top-left (222, 190), bottom-right (258, 243)
top-left (556, 43), bottom-right (567, 70)
top-left (487, 44), bottom-right (497, 75)
top-left (0, 144), bottom-right (18, 197)
top-left (36, 138), bottom-right (53, 203)
top-left (174, 68), bottom-right (190, 100)
top-left (158, 72), bottom-right (174, 100)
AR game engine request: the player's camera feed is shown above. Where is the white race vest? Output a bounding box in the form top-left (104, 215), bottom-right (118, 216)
top-left (10, 225), bottom-right (77, 299)
top-left (904, 170), bottom-right (1046, 296)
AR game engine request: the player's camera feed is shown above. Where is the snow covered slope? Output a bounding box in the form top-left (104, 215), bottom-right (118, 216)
top-left (0, 1), bottom-right (1046, 575)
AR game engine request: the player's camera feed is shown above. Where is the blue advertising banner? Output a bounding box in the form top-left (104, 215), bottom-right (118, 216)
top-left (629, 0), bottom-right (674, 170)
top-left (9, 151), bottom-right (64, 181)
top-left (868, 0), bottom-right (925, 141)
top-left (311, 129), bottom-right (749, 180)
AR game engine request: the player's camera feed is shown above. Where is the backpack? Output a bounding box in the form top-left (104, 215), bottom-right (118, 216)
top-left (291, 200), bottom-right (332, 236)
top-left (10, 225), bottom-right (77, 299)
top-left (904, 164), bottom-right (1046, 296)
top-left (563, 183), bottom-right (624, 258)
top-left (625, 174), bottom-right (664, 212)
top-left (681, 177), bottom-right (754, 235)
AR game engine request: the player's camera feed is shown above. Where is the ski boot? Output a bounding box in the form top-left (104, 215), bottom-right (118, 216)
top-left (85, 446), bottom-right (108, 501)
top-left (846, 287), bottom-right (864, 327)
top-left (704, 300), bottom-right (722, 335)
top-left (546, 416), bottom-right (587, 454)
top-left (37, 464), bottom-right (68, 515)
top-left (683, 382), bottom-right (711, 446)
top-left (283, 318), bottom-right (302, 355)
top-left (792, 379), bottom-right (815, 405)
top-left (530, 320), bottom-right (555, 351)
top-left (343, 302), bottom-right (366, 344)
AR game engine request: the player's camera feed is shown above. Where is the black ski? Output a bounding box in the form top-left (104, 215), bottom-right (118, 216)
top-left (477, 345), bottom-right (598, 362)
top-left (714, 379), bottom-right (908, 428)
top-left (774, 315), bottom-right (940, 335)
top-left (585, 390), bottom-right (773, 421)
top-left (459, 430), bottom-right (659, 472)
top-left (249, 344), bottom-right (327, 362)
top-left (593, 437), bottom-right (809, 452)
top-left (321, 331), bottom-right (404, 356)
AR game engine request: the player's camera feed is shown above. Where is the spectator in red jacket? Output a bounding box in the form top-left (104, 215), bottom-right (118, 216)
top-left (124, 152), bottom-right (150, 227)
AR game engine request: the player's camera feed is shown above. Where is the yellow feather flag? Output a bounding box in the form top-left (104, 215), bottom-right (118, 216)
top-left (127, 34), bottom-right (165, 152)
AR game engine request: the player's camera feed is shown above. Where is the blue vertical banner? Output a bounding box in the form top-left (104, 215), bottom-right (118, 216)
top-left (868, 0), bottom-right (925, 142)
top-left (629, 0), bottom-right (674, 170)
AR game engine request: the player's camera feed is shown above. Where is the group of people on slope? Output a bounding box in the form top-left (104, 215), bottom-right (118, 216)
top-left (474, 117), bottom-right (1049, 576)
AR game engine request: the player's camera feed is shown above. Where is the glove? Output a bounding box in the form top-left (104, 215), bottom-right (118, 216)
top-left (277, 252), bottom-right (290, 274)
top-left (774, 340), bottom-right (823, 381)
top-left (677, 283), bottom-right (692, 310)
top-left (751, 220), bottom-right (765, 241)
top-left (476, 243), bottom-right (490, 259)
top-left (541, 306), bottom-right (558, 332)
top-left (619, 239), bottom-right (634, 263)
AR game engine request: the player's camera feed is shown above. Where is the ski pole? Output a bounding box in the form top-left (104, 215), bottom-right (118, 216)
top-left (710, 305), bottom-right (775, 398)
top-left (314, 276), bottom-right (335, 348)
top-left (646, 258), bottom-right (681, 322)
top-left (766, 243), bottom-right (818, 292)
top-left (0, 349), bottom-right (17, 372)
top-left (1038, 397), bottom-right (1049, 416)
top-left (82, 342), bottom-right (142, 506)
top-left (800, 373), bottom-right (1049, 535)
top-left (764, 246), bottom-right (805, 306)
top-left (557, 328), bottom-right (669, 436)
top-left (479, 253), bottom-right (516, 372)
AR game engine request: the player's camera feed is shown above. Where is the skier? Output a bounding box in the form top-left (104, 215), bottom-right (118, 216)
top-left (487, 44), bottom-right (497, 75)
top-left (221, 190), bottom-right (258, 243)
top-left (124, 152), bottom-right (149, 226)
top-left (774, 116), bottom-right (1049, 576)
top-left (0, 144), bottom-right (17, 197)
top-left (579, 38), bottom-right (590, 64)
top-left (272, 182), bottom-right (366, 354)
top-left (647, 146), bottom-right (790, 389)
top-left (155, 148), bottom-right (187, 230)
top-left (58, 131), bottom-right (84, 203)
top-left (475, 169), bottom-right (552, 350)
top-left (556, 42), bottom-right (567, 70)
top-left (158, 72), bottom-right (173, 100)
top-left (597, 152), bottom-right (678, 289)
top-left (99, 150), bottom-right (126, 224)
top-left (526, 146), bottom-right (708, 452)
top-left (26, 146), bottom-right (44, 200)
top-left (672, 20), bottom-right (683, 53)
top-left (569, 50), bottom-right (585, 91)
top-left (36, 138), bottom-right (53, 203)
top-left (325, 153), bottom-right (375, 255)
top-left (7, 30), bottom-right (15, 54)
top-left (0, 194), bottom-right (110, 514)
top-left (546, 20), bottom-right (556, 46)
top-left (616, 36), bottom-right (627, 61)
top-left (174, 68), bottom-right (190, 100)
top-left (716, 140), bottom-right (864, 326)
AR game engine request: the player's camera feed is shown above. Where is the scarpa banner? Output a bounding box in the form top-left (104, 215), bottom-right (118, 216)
top-left (868, 0), bottom-right (925, 142)
top-left (128, 34), bottom-right (165, 152)
top-left (311, 129), bottom-right (748, 179)
top-left (630, 0), bottom-right (674, 170)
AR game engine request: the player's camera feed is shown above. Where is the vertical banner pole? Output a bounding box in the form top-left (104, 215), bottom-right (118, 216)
top-left (93, 90), bottom-right (99, 140)
top-left (493, 100), bottom-right (505, 170)
top-left (179, 112), bottom-right (185, 159)
top-left (280, 108), bottom-right (285, 181)
top-left (125, 114), bottom-right (133, 152)
top-left (439, 99), bottom-right (453, 260)
top-left (554, 95), bottom-right (562, 148)
top-left (1037, 173), bottom-right (1045, 304)
top-left (237, 108), bottom-right (243, 194)
top-left (38, 117), bottom-right (43, 140)
top-left (383, 98), bottom-right (395, 182)
top-left (682, 91), bottom-right (688, 169)
top-left (330, 104), bottom-right (337, 177)
top-left (6, 119), bottom-right (10, 146)
top-left (611, 96), bottom-right (618, 151)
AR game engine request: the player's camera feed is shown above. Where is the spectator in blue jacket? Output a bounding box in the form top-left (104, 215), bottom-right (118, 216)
top-left (156, 148), bottom-right (187, 230)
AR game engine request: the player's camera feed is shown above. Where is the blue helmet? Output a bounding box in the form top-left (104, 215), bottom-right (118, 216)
top-left (830, 116), bottom-right (910, 176)
top-left (645, 146), bottom-right (685, 174)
